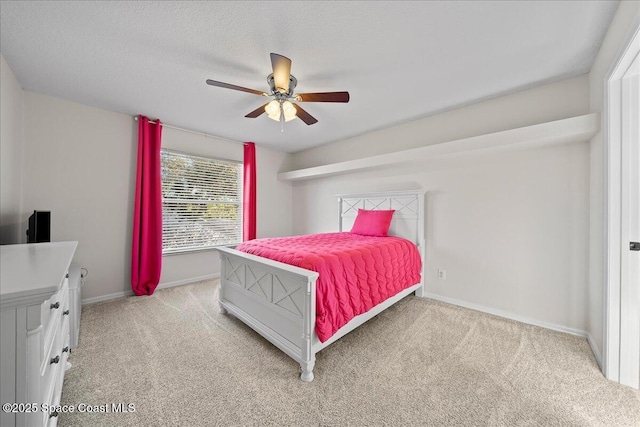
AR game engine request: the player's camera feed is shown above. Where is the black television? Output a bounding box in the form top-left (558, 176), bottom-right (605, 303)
top-left (26, 210), bottom-right (51, 243)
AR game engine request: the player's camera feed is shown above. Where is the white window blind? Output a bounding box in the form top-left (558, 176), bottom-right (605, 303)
top-left (160, 149), bottom-right (242, 254)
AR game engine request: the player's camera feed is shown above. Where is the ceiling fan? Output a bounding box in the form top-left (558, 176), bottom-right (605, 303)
top-left (206, 53), bottom-right (350, 128)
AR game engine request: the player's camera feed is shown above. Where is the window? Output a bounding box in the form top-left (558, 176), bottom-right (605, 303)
top-left (160, 149), bottom-right (242, 254)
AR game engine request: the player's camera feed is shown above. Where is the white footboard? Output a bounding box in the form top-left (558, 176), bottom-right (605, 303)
top-left (217, 246), bottom-right (319, 381)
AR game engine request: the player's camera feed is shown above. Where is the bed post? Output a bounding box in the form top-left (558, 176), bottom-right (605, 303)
top-left (300, 277), bottom-right (317, 382)
top-left (218, 252), bottom-right (228, 314)
top-left (337, 196), bottom-right (343, 231)
top-left (414, 191), bottom-right (426, 298)
top-left (415, 237), bottom-right (426, 297)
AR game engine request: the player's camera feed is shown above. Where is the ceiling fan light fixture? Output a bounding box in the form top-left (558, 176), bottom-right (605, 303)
top-left (265, 100), bottom-right (281, 121)
top-left (282, 101), bottom-right (297, 122)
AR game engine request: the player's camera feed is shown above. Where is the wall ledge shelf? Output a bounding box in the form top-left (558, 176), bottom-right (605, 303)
top-left (278, 113), bottom-right (600, 182)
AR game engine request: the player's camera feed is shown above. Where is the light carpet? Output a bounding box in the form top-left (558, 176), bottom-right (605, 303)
top-left (59, 280), bottom-right (640, 426)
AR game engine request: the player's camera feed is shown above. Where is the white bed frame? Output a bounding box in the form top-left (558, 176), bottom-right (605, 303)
top-left (217, 190), bottom-right (425, 382)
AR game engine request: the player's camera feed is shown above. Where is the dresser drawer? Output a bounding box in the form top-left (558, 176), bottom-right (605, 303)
top-left (41, 313), bottom-right (68, 397)
top-left (41, 275), bottom-right (68, 334)
top-left (46, 332), bottom-right (70, 427)
top-left (40, 277), bottom-right (69, 361)
top-left (40, 313), bottom-right (70, 426)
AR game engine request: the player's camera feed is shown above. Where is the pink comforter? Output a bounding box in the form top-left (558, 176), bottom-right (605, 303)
top-left (236, 232), bottom-right (422, 342)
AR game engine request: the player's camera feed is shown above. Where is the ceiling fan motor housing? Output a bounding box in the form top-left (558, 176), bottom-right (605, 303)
top-left (267, 73), bottom-right (297, 97)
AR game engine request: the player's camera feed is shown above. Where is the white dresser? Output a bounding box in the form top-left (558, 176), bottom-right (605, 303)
top-left (0, 241), bottom-right (77, 427)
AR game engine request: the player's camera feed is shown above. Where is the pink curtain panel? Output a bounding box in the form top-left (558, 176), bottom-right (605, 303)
top-left (131, 116), bottom-right (163, 296)
top-left (243, 142), bottom-right (257, 241)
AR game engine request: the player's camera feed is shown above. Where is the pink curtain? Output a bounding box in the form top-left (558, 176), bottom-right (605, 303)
top-left (131, 115), bottom-right (163, 296)
top-left (243, 142), bottom-right (257, 241)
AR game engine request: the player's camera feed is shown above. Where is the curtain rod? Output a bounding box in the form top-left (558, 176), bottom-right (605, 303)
top-left (133, 116), bottom-right (243, 145)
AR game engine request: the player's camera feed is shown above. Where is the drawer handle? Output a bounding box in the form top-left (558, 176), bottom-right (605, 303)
top-left (66, 273), bottom-right (69, 278)
top-left (50, 411), bottom-right (59, 418)
top-left (62, 346), bottom-right (69, 353)
top-left (50, 302), bottom-right (60, 310)
top-left (63, 310), bottom-right (70, 315)
top-left (50, 356), bottom-right (60, 365)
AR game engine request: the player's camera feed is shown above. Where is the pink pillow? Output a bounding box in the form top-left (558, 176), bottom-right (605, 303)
top-left (350, 209), bottom-right (395, 237)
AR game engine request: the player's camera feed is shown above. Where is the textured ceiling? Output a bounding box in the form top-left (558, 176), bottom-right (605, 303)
top-left (0, 1), bottom-right (618, 153)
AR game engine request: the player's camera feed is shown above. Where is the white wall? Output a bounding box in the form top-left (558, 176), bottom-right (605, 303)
top-left (21, 92), bottom-right (293, 301)
top-left (587, 1), bottom-right (640, 359)
top-left (291, 75), bottom-right (591, 333)
top-left (22, 92), bottom-right (137, 301)
top-left (0, 55), bottom-right (24, 244)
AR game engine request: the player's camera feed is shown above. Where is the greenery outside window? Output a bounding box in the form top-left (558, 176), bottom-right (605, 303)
top-left (160, 149), bottom-right (242, 254)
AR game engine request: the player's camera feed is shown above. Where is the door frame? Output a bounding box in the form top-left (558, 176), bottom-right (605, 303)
top-left (603, 17), bottom-right (640, 387)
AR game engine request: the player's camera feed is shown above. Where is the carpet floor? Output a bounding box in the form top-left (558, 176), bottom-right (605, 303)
top-left (59, 280), bottom-right (640, 426)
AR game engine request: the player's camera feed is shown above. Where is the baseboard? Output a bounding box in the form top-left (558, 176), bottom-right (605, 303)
top-left (423, 292), bottom-right (588, 338)
top-left (81, 289), bottom-right (135, 305)
top-left (81, 273), bottom-right (220, 305)
top-left (155, 273), bottom-right (220, 291)
top-left (587, 332), bottom-right (603, 369)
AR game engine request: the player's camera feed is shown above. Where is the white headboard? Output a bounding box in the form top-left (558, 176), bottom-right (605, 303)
top-left (337, 190), bottom-right (425, 250)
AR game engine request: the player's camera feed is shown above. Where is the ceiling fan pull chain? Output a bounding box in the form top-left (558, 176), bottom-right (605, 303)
top-left (280, 102), bottom-right (285, 133)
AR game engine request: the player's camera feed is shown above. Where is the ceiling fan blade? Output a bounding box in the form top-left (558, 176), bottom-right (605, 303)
top-left (206, 79), bottom-right (266, 96)
top-left (291, 103), bottom-right (318, 125)
top-left (245, 103), bottom-right (269, 118)
top-left (270, 53), bottom-right (292, 93)
top-left (296, 91), bottom-right (350, 103)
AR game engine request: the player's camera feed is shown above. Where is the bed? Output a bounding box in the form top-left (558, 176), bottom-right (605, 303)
top-left (217, 190), bottom-right (425, 381)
